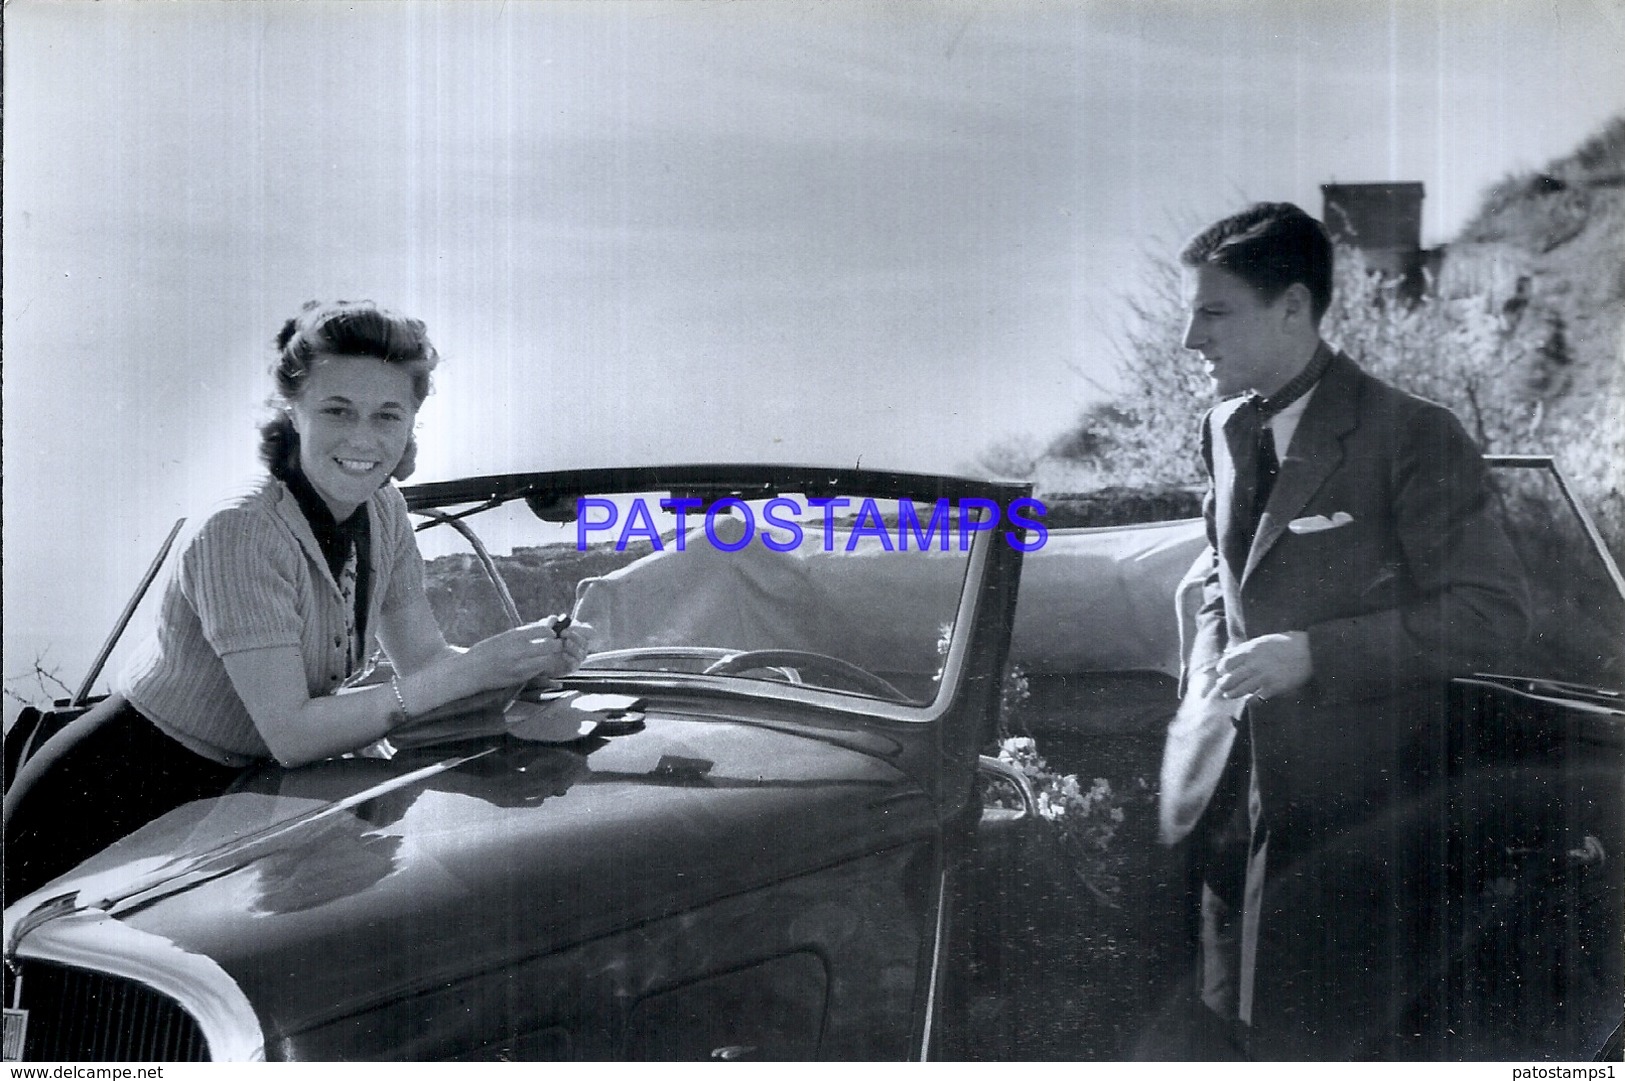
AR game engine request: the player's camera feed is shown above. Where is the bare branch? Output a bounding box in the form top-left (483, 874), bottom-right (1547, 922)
top-left (4, 653), bottom-right (74, 709)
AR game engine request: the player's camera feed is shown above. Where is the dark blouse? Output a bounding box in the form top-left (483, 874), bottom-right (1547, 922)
top-left (283, 466), bottom-right (372, 649)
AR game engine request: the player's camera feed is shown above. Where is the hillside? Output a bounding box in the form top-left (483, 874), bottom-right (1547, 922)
top-left (1013, 115), bottom-right (1624, 555)
top-left (1448, 116), bottom-right (1625, 416)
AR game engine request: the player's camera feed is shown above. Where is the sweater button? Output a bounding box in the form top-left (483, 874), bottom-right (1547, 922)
top-left (334, 636), bottom-right (343, 648)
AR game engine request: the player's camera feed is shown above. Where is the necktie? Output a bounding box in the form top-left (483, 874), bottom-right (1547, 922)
top-left (1226, 398), bottom-right (1278, 570)
top-left (1251, 418), bottom-right (1279, 531)
top-left (1243, 343), bottom-right (1329, 528)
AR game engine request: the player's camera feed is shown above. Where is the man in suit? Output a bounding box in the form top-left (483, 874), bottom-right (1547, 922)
top-left (1157, 203), bottom-right (1529, 1056)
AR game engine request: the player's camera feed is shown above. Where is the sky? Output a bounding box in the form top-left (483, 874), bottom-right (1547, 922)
top-left (5, 0), bottom-right (1624, 718)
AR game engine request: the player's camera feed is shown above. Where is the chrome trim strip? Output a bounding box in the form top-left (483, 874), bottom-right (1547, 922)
top-left (1454, 676), bottom-right (1625, 717)
top-left (12, 908), bottom-right (264, 1061)
top-left (100, 749), bottom-right (499, 917)
top-left (921, 526), bottom-right (993, 719)
top-left (917, 866), bottom-right (950, 1061)
top-left (3, 750), bottom-right (498, 940)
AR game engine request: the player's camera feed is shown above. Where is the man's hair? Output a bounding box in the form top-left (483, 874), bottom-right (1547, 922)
top-left (1179, 202), bottom-right (1334, 322)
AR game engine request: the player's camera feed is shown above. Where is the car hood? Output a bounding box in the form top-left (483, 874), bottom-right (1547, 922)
top-left (6, 709), bottom-right (936, 1039)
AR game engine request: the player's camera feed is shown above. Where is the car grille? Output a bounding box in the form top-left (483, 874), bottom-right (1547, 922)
top-left (5, 961), bottom-right (210, 1061)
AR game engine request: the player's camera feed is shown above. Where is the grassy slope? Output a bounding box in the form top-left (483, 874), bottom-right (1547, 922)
top-left (1457, 116), bottom-right (1624, 416)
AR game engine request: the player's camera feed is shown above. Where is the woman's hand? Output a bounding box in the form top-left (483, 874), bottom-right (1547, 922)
top-left (464, 615), bottom-right (594, 689)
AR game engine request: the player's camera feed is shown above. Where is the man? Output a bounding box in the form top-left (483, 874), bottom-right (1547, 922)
top-left (1157, 203), bottom-right (1529, 1057)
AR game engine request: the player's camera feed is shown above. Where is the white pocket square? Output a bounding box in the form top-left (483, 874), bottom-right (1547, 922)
top-left (1288, 511), bottom-right (1353, 534)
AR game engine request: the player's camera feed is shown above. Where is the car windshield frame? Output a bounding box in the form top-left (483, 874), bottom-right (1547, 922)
top-left (1480, 454), bottom-right (1625, 693)
top-left (1485, 454), bottom-right (1625, 599)
top-left (401, 463), bottom-right (1034, 723)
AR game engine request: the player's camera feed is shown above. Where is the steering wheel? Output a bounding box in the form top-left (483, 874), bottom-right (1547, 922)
top-left (703, 650), bottom-right (911, 702)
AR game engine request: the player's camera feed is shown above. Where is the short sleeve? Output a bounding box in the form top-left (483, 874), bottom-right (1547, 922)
top-left (376, 485), bottom-right (430, 618)
top-left (180, 507), bottom-right (305, 655)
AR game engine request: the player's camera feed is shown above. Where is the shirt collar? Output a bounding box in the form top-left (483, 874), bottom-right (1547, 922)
top-left (281, 464), bottom-right (368, 582)
top-left (1251, 341), bottom-right (1333, 420)
top-left (283, 463), bottom-right (367, 534)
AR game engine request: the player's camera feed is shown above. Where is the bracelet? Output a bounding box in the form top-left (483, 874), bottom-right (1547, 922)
top-left (388, 672), bottom-right (410, 726)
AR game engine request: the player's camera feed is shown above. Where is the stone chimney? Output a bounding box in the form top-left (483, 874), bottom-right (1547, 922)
top-left (1321, 182), bottom-right (1428, 296)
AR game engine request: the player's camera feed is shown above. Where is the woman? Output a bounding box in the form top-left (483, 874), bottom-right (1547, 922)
top-left (5, 300), bottom-right (590, 898)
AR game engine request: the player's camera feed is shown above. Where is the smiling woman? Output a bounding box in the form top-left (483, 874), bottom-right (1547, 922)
top-left (3, 301), bottom-right (595, 900)
top-left (273, 314), bottom-right (424, 521)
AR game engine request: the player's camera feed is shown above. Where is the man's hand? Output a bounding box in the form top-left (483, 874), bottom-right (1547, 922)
top-left (1216, 632), bottom-right (1312, 701)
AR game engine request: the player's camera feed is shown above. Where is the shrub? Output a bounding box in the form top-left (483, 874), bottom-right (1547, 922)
top-left (1047, 256), bottom-right (1207, 489)
top-left (984, 664), bottom-right (1130, 901)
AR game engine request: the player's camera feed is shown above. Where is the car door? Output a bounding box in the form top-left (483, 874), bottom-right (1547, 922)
top-left (1426, 456), bottom-right (1624, 1059)
top-left (937, 456), bottom-right (1624, 1061)
top-left (1243, 455), bottom-right (1624, 1060)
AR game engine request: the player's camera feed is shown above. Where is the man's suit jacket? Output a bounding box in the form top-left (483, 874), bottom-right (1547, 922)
top-left (1161, 348), bottom-right (1529, 851)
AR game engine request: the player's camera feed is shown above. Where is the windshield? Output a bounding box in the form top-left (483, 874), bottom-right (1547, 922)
top-left (410, 486), bottom-right (1008, 709)
top-left (1487, 457), bottom-right (1625, 692)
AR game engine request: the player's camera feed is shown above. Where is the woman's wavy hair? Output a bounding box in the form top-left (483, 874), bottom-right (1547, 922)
top-left (258, 300), bottom-right (441, 482)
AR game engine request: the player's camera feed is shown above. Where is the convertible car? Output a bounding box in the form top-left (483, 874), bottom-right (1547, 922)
top-left (3, 459), bottom-right (1621, 1060)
